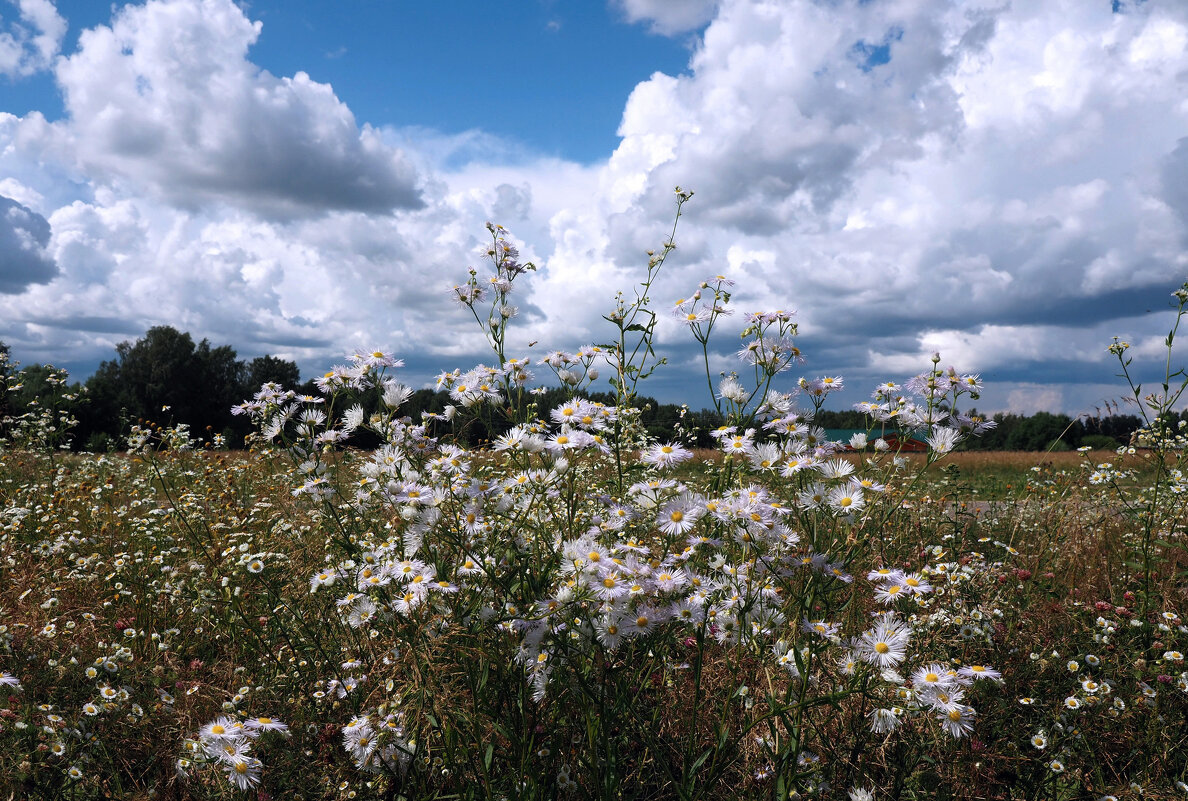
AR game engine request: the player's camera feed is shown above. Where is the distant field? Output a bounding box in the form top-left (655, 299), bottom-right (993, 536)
top-left (682, 448), bottom-right (1148, 500)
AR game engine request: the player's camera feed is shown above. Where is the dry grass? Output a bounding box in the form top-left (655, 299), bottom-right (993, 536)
top-left (3, 442), bottom-right (1186, 800)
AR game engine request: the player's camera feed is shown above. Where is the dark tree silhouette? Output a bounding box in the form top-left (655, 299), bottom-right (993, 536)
top-left (77, 327), bottom-right (301, 448)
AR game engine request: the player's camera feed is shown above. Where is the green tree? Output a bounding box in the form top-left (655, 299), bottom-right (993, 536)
top-left (1004, 411), bottom-right (1078, 451)
top-left (243, 355), bottom-right (301, 395)
top-left (81, 326), bottom-right (251, 447)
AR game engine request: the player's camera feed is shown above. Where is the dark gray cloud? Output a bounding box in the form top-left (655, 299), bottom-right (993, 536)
top-left (1162, 137), bottom-right (1188, 239)
top-left (28, 314), bottom-right (141, 334)
top-left (0, 195), bottom-right (57, 293)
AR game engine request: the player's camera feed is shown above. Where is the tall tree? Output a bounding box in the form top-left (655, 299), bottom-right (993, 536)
top-left (243, 355), bottom-right (301, 395)
top-left (82, 326), bottom-right (249, 445)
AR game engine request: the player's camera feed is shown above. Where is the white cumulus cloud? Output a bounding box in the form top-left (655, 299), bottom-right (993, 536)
top-left (613, 0), bottom-right (719, 35)
top-left (0, 0), bottom-right (66, 77)
top-left (53, 0), bottom-right (423, 218)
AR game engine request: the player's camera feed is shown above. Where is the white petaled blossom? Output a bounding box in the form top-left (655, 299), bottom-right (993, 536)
top-left (869, 707), bottom-right (901, 734)
top-left (181, 715), bottom-right (285, 791)
top-left (827, 485), bottom-right (864, 515)
top-left (938, 703), bottom-right (976, 739)
top-left (641, 442), bottom-right (693, 469)
top-left (717, 376), bottom-right (749, 404)
top-left (926, 426), bottom-right (962, 456)
top-left (343, 404), bottom-right (366, 431)
top-left (857, 617), bottom-right (911, 668)
top-left (657, 494), bottom-right (704, 536)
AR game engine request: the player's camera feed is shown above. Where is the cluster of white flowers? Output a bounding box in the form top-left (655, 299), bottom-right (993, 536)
top-left (231, 326), bottom-right (1009, 776)
top-left (179, 715), bottom-right (288, 791)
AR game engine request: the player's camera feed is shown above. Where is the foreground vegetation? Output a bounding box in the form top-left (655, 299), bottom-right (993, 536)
top-left (2, 200), bottom-right (1187, 800)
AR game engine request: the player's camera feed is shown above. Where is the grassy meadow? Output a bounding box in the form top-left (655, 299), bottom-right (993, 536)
top-left (2, 433), bottom-right (1185, 800)
top-left (0, 439), bottom-right (1183, 793)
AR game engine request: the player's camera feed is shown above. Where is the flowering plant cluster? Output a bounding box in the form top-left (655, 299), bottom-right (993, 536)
top-left (210, 196), bottom-right (1022, 798)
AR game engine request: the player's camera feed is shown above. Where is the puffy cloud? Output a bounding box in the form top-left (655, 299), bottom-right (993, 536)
top-left (53, 0), bottom-right (423, 218)
top-left (614, 0), bottom-right (968, 229)
top-left (0, 177), bottom-right (43, 210)
top-left (0, 0), bottom-right (66, 77)
top-left (590, 0), bottom-right (1188, 412)
top-left (613, 0), bottom-right (719, 35)
top-left (0, 195), bottom-right (57, 293)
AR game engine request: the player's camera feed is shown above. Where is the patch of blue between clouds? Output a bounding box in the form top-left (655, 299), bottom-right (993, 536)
top-left (850, 27), bottom-right (902, 73)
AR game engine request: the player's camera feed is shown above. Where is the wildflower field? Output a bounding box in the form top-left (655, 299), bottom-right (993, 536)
top-left (3, 200), bottom-right (1187, 800)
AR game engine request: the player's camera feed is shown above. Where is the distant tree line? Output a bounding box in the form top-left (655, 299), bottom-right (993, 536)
top-left (0, 327), bottom-right (1167, 452)
top-left (2, 327), bottom-right (303, 451)
top-left (810, 409), bottom-right (1156, 452)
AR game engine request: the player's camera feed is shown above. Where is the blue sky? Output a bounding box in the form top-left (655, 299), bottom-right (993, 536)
top-left (1, 0), bottom-right (1187, 419)
top-left (2, 1), bottom-right (696, 163)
